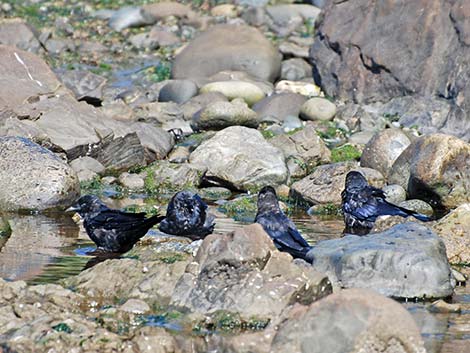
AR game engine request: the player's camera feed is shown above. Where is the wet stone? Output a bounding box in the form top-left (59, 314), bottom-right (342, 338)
top-left (382, 184), bottom-right (407, 205)
top-left (399, 199), bottom-right (434, 217)
top-left (198, 187), bottom-right (232, 201)
top-left (308, 222), bottom-right (455, 299)
top-left (0, 137), bottom-right (79, 211)
top-left (118, 172), bottom-right (145, 190)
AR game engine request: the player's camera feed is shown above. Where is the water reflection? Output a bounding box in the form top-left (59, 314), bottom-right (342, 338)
top-left (0, 214), bottom-right (82, 282)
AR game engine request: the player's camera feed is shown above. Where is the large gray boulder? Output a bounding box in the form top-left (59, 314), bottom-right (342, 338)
top-left (190, 126), bottom-right (287, 190)
top-left (0, 137), bottom-right (79, 211)
top-left (310, 0), bottom-right (470, 141)
top-left (271, 288), bottom-right (426, 353)
top-left (171, 224), bottom-right (331, 319)
top-left (172, 24), bottom-right (281, 82)
top-left (307, 223), bottom-right (455, 299)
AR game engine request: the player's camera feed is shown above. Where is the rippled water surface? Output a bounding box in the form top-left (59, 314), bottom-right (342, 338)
top-left (0, 196), bottom-right (468, 352)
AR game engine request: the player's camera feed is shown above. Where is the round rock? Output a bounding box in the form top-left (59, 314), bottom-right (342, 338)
top-left (118, 172), bottom-right (145, 190)
top-left (253, 92), bottom-right (307, 123)
top-left (360, 128), bottom-right (411, 177)
top-left (0, 137), bottom-right (79, 211)
top-left (389, 133), bottom-right (470, 209)
top-left (158, 80), bottom-right (198, 104)
top-left (280, 58), bottom-right (312, 81)
top-left (200, 81), bottom-right (266, 106)
top-left (192, 100), bottom-right (259, 130)
top-left (382, 184), bottom-right (406, 204)
top-left (399, 199), bottom-right (434, 217)
top-left (172, 24), bottom-right (281, 82)
top-left (300, 97), bottom-right (337, 121)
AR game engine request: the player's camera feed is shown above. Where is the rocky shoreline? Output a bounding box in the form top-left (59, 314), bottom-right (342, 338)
top-left (0, 0), bottom-right (469, 352)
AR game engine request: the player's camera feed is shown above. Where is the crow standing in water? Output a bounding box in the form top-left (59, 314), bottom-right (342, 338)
top-left (159, 191), bottom-right (215, 240)
top-left (341, 171), bottom-right (432, 235)
top-left (255, 186), bottom-right (312, 261)
top-left (66, 195), bottom-right (164, 253)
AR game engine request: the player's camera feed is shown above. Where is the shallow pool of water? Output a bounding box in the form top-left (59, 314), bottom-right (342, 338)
top-left (0, 196), bottom-right (467, 352)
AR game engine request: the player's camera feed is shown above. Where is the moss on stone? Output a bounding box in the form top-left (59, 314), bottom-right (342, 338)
top-left (219, 195), bottom-right (258, 221)
top-left (331, 144), bottom-right (361, 163)
top-left (0, 217), bottom-right (11, 237)
top-left (310, 203), bottom-right (342, 216)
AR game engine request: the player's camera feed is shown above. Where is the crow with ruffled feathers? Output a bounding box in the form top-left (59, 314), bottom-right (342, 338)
top-left (341, 171), bottom-right (432, 235)
top-left (255, 186), bottom-right (312, 261)
top-left (66, 195), bottom-right (164, 253)
top-left (159, 191), bottom-right (215, 239)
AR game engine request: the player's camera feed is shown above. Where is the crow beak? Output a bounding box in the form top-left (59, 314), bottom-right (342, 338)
top-left (66, 204), bottom-right (80, 212)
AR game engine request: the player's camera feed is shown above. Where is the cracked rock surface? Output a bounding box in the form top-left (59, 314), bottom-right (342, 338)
top-left (309, 0), bottom-right (470, 140)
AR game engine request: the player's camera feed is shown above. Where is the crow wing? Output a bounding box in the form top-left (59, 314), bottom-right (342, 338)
top-left (255, 211), bottom-right (311, 252)
top-left (89, 210), bottom-right (149, 231)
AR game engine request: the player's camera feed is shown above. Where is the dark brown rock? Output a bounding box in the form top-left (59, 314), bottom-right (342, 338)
top-left (310, 0), bottom-right (470, 140)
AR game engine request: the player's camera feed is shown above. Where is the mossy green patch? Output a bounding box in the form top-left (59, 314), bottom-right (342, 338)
top-left (300, 18), bottom-right (315, 38)
top-left (143, 162), bottom-right (200, 197)
top-left (0, 217), bottom-right (11, 237)
top-left (158, 252), bottom-right (186, 264)
top-left (330, 144), bottom-right (361, 163)
top-left (80, 176), bottom-right (104, 194)
top-left (148, 62), bottom-right (171, 82)
top-left (310, 203), bottom-right (342, 216)
top-left (316, 121), bottom-right (348, 141)
top-left (260, 129), bottom-right (276, 139)
top-left (90, 62), bottom-right (113, 76)
top-left (219, 195), bottom-right (258, 222)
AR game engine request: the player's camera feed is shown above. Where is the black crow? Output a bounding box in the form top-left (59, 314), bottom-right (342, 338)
top-left (255, 186), bottom-right (312, 261)
top-left (159, 191), bottom-right (215, 240)
top-left (341, 171), bottom-right (432, 235)
top-left (66, 195), bottom-right (164, 253)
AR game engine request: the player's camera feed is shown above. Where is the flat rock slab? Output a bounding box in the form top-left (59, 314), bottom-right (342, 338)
top-left (0, 137), bottom-right (79, 211)
top-left (308, 223), bottom-right (455, 299)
